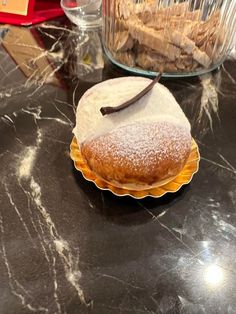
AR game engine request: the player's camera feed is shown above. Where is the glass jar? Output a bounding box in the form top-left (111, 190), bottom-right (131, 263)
top-left (102, 0), bottom-right (236, 77)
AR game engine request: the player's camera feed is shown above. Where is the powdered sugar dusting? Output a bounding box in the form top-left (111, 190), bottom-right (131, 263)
top-left (83, 121), bottom-right (192, 185)
top-left (73, 77), bottom-right (190, 145)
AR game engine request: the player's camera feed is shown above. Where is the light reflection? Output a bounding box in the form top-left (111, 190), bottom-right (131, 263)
top-left (204, 264), bottom-right (224, 287)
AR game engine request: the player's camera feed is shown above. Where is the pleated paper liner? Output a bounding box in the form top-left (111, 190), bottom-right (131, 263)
top-left (70, 137), bottom-right (200, 199)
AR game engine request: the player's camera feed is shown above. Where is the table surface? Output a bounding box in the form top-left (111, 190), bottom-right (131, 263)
top-left (0, 18), bottom-right (236, 314)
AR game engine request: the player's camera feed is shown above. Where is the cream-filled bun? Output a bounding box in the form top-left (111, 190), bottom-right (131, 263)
top-left (73, 77), bottom-right (191, 190)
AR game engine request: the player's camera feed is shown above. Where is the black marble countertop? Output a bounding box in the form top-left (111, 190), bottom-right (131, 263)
top-left (0, 19), bottom-right (236, 314)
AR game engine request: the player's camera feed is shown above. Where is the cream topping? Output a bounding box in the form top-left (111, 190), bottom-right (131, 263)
top-left (73, 77), bottom-right (190, 145)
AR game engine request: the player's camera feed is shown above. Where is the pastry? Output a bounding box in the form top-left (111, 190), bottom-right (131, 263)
top-left (73, 77), bottom-right (192, 190)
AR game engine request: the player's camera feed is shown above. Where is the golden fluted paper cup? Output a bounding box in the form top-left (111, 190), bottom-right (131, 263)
top-left (70, 137), bottom-right (200, 199)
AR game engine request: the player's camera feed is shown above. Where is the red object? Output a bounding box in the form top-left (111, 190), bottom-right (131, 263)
top-left (0, 0), bottom-right (64, 26)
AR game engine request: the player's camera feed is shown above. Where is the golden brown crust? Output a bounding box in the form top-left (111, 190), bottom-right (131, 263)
top-left (80, 121), bottom-right (191, 189)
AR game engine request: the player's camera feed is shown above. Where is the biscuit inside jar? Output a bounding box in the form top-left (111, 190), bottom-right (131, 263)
top-left (73, 77), bottom-right (192, 190)
top-left (104, 0), bottom-right (225, 73)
